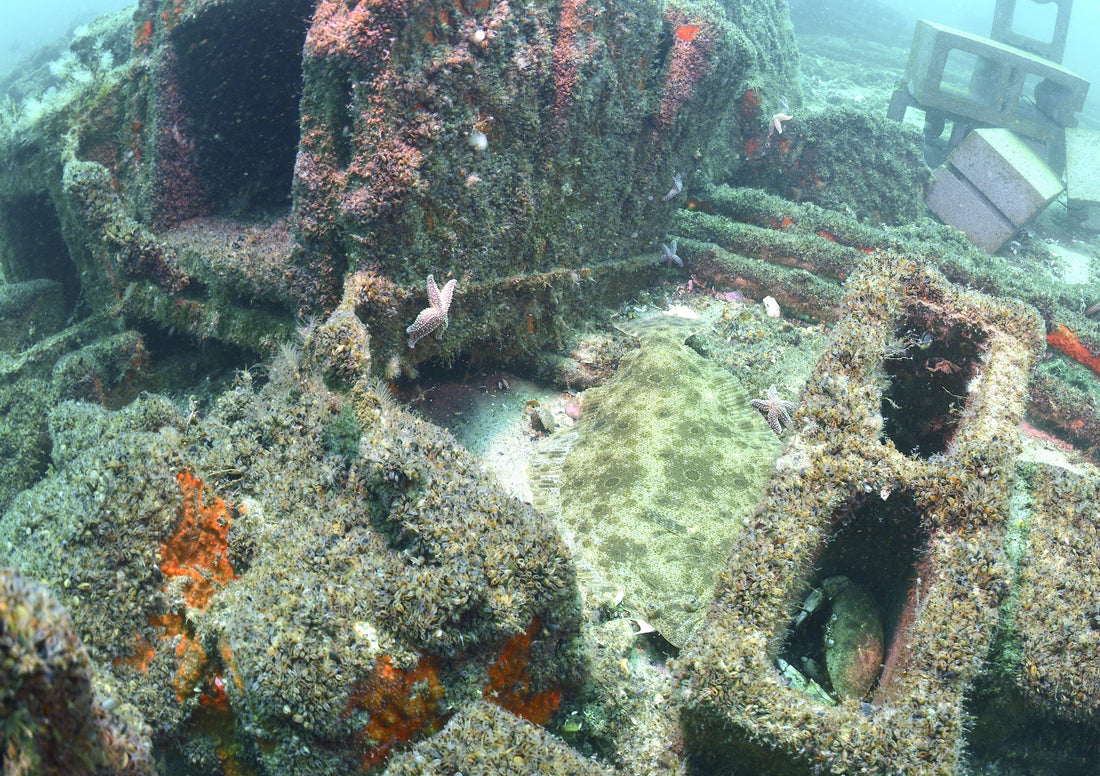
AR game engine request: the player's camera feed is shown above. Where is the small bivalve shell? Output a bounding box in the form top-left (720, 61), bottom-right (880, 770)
top-left (467, 130), bottom-right (488, 152)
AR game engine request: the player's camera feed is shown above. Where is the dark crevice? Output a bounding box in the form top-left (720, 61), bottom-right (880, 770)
top-left (134, 320), bottom-right (257, 399)
top-left (0, 192), bottom-right (81, 315)
top-left (171, 0), bottom-right (314, 217)
top-left (779, 491), bottom-right (930, 703)
top-left (881, 305), bottom-right (987, 458)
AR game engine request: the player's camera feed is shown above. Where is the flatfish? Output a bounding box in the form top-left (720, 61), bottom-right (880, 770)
top-left (531, 308), bottom-right (781, 646)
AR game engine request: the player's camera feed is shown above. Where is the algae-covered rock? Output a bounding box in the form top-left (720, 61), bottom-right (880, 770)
top-left (0, 424), bottom-right (196, 738)
top-left (288, 0), bottom-right (800, 365)
top-left (0, 567), bottom-right (154, 776)
top-left (0, 315), bottom-right (584, 773)
top-left (0, 377), bottom-right (53, 513)
top-left (383, 701), bottom-right (619, 775)
top-left (736, 104), bottom-right (931, 225)
top-left (51, 330), bottom-right (149, 406)
top-left (0, 279), bottom-right (67, 350)
top-left (532, 307), bottom-right (780, 646)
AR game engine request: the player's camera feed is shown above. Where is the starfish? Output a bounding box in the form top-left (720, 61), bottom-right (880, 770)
top-left (751, 384), bottom-right (798, 435)
top-left (660, 240), bottom-right (683, 268)
top-left (766, 95), bottom-right (792, 145)
top-left (406, 274), bottom-right (457, 348)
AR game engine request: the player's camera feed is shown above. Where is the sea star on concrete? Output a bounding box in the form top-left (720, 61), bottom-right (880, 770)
top-left (406, 274), bottom-right (457, 348)
top-left (766, 95), bottom-right (792, 145)
top-left (751, 384), bottom-right (798, 435)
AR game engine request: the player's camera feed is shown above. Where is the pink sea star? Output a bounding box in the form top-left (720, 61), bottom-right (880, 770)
top-left (766, 95), bottom-right (792, 145)
top-left (406, 274), bottom-right (457, 348)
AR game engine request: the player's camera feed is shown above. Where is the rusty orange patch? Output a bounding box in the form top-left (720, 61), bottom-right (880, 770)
top-left (675, 24), bottom-right (701, 42)
top-left (345, 656), bottom-right (448, 768)
top-left (483, 618), bottom-right (562, 725)
top-left (160, 471), bottom-right (237, 610)
top-left (1048, 324), bottom-right (1100, 376)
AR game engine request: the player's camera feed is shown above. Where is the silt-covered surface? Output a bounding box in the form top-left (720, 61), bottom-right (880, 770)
top-left (0, 318), bottom-right (585, 773)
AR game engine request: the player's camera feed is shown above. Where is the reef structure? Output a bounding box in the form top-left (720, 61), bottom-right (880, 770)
top-left (678, 251), bottom-right (1045, 773)
top-left (0, 0), bottom-right (801, 373)
top-left (0, 567), bottom-right (155, 776)
top-left (288, 0), bottom-right (791, 367)
top-left (5, 1), bottom-right (1100, 772)
top-left (671, 182), bottom-right (1100, 460)
top-left (0, 314), bottom-right (585, 773)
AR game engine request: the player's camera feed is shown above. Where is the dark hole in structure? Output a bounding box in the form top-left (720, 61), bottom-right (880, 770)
top-left (0, 192), bottom-right (81, 315)
top-left (778, 490), bottom-right (929, 703)
top-left (171, 0), bottom-right (314, 217)
top-left (881, 304), bottom-right (987, 458)
top-left (135, 320), bottom-right (257, 400)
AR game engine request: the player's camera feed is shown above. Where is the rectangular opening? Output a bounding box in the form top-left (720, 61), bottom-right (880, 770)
top-left (992, 0), bottom-right (1067, 61)
top-left (1019, 71), bottom-right (1046, 118)
top-left (1008, 0), bottom-right (1058, 50)
top-left (940, 49), bottom-right (1002, 107)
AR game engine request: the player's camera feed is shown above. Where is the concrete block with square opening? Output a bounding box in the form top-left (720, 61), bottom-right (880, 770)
top-left (991, 0), bottom-right (1072, 63)
top-left (679, 255), bottom-right (1045, 775)
top-left (902, 20), bottom-right (1088, 145)
top-left (926, 127), bottom-right (1064, 252)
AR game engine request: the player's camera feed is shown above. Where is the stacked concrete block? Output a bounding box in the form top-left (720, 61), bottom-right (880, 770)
top-left (897, 20), bottom-right (1088, 146)
top-left (887, 2), bottom-right (1089, 172)
top-left (991, 0), bottom-right (1072, 63)
top-left (926, 128), bottom-right (1064, 252)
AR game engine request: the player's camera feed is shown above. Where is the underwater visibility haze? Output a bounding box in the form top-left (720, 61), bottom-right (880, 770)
top-left (1, 0), bottom-right (1100, 774)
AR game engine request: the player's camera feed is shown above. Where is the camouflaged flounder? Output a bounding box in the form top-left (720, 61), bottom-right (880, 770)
top-left (532, 309), bottom-right (780, 646)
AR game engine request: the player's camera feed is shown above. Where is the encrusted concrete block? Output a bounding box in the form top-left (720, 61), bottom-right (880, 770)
top-left (1066, 127), bottom-right (1100, 228)
top-left (904, 20), bottom-right (1088, 143)
top-left (991, 0), bottom-right (1072, 63)
top-left (927, 164), bottom-right (1017, 253)
top-left (927, 128), bottom-right (1064, 252)
top-left (1011, 463), bottom-right (1100, 724)
top-left (952, 128), bottom-right (1064, 226)
top-left (1066, 128), bottom-right (1100, 202)
top-left (678, 253), bottom-right (1044, 775)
